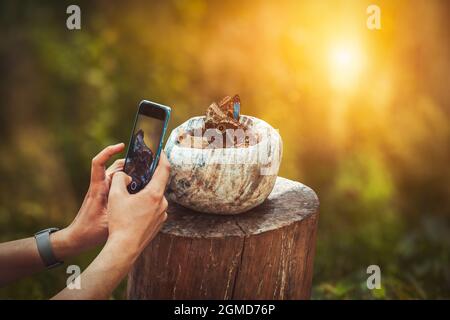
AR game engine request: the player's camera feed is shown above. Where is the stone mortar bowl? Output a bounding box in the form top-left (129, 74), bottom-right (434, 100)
top-left (164, 115), bottom-right (282, 215)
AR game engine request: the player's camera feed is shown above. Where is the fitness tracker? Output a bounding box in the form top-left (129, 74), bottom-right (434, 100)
top-left (34, 227), bottom-right (63, 269)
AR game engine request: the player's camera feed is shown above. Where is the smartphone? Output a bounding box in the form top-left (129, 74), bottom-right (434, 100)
top-left (124, 100), bottom-right (171, 194)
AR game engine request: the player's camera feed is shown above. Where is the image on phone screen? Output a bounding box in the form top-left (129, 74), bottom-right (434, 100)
top-left (124, 102), bottom-right (169, 194)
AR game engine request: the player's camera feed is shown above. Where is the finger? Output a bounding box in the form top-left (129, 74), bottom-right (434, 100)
top-left (159, 197), bottom-right (168, 213)
top-left (144, 151), bottom-right (171, 196)
top-left (146, 212), bottom-right (168, 241)
top-left (106, 159), bottom-right (125, 177)
top-left (91, 143), bottom-right (125, 182)
top-left (106, 159), bottom-right (125, 174)
top-left (157, 212), bottom-right (168, 229)
top-left (110, 171), bottom-right (132, 196)
top-left (156, 211), bottom-right (168, 227)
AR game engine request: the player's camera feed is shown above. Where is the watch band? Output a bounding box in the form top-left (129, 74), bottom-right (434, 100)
top-left (34, 228), bottom-right (63, 269)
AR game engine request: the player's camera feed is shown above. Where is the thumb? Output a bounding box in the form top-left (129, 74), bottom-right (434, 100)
top-left (110, 171), bottom-right (132, 195)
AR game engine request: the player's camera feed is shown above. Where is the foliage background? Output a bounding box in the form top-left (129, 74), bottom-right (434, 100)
top-left (0, 0), bottom-right (449, 299)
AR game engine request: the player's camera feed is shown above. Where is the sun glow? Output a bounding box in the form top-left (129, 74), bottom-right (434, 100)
top-left (328, 42), bottom-right (364, 91)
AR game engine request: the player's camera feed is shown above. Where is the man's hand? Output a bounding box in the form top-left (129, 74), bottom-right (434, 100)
top-left (106, 151), bottom-right (170, 256)
top-left (52, 152), bottom-right (171, 300)
top-left (57, 143), bottom-right (126, 256)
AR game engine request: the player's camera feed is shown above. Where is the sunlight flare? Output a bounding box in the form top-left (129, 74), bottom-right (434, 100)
top-left (328, 42), bottom-right (364, 90)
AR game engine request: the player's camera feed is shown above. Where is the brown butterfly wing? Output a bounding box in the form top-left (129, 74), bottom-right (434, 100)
top-left (205, 95), bottom-right (243, 133)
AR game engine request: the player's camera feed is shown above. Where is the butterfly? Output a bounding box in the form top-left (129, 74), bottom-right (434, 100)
top-left (205, 94), bottom-right (243, 134)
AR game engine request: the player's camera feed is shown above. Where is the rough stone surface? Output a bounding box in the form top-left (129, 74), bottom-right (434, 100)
top-left (164, 115), bottom-right (283, 214)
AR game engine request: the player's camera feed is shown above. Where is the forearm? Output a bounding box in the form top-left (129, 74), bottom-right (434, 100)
top-left (52, 237), bottom-right (139, 300)
top-left (0, 228), bottom-right (82, 286)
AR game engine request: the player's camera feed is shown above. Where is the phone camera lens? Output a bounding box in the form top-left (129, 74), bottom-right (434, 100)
top-left (130, 181), bottom-right (138, 191)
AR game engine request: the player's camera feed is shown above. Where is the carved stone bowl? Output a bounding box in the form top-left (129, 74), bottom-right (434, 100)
top-left (164, 115), bottom-right (282, 215)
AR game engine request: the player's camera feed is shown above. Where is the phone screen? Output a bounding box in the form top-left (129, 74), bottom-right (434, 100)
top-left (124, 103), bottom-right (168, 193)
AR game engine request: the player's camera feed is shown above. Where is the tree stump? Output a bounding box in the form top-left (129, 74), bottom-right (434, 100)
top-left (127, 177), bottom-right (319, 300)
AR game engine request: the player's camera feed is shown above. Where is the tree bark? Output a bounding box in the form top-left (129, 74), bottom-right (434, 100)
top-left (127, 177), bottom-right (319, 300)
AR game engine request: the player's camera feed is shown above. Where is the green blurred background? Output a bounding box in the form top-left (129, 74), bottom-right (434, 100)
top-left (0, 0), bottom-right (449, 299)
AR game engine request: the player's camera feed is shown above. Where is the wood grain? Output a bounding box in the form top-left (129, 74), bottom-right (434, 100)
top-left (127, 177), bottom-right (319, 300)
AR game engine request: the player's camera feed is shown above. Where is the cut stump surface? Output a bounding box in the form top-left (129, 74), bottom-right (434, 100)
top-left (127, 177), bottom-right (319, 299)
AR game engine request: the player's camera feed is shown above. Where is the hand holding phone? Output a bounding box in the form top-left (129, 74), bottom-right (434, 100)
top-left (124, 100), bottom-right (171, 193)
